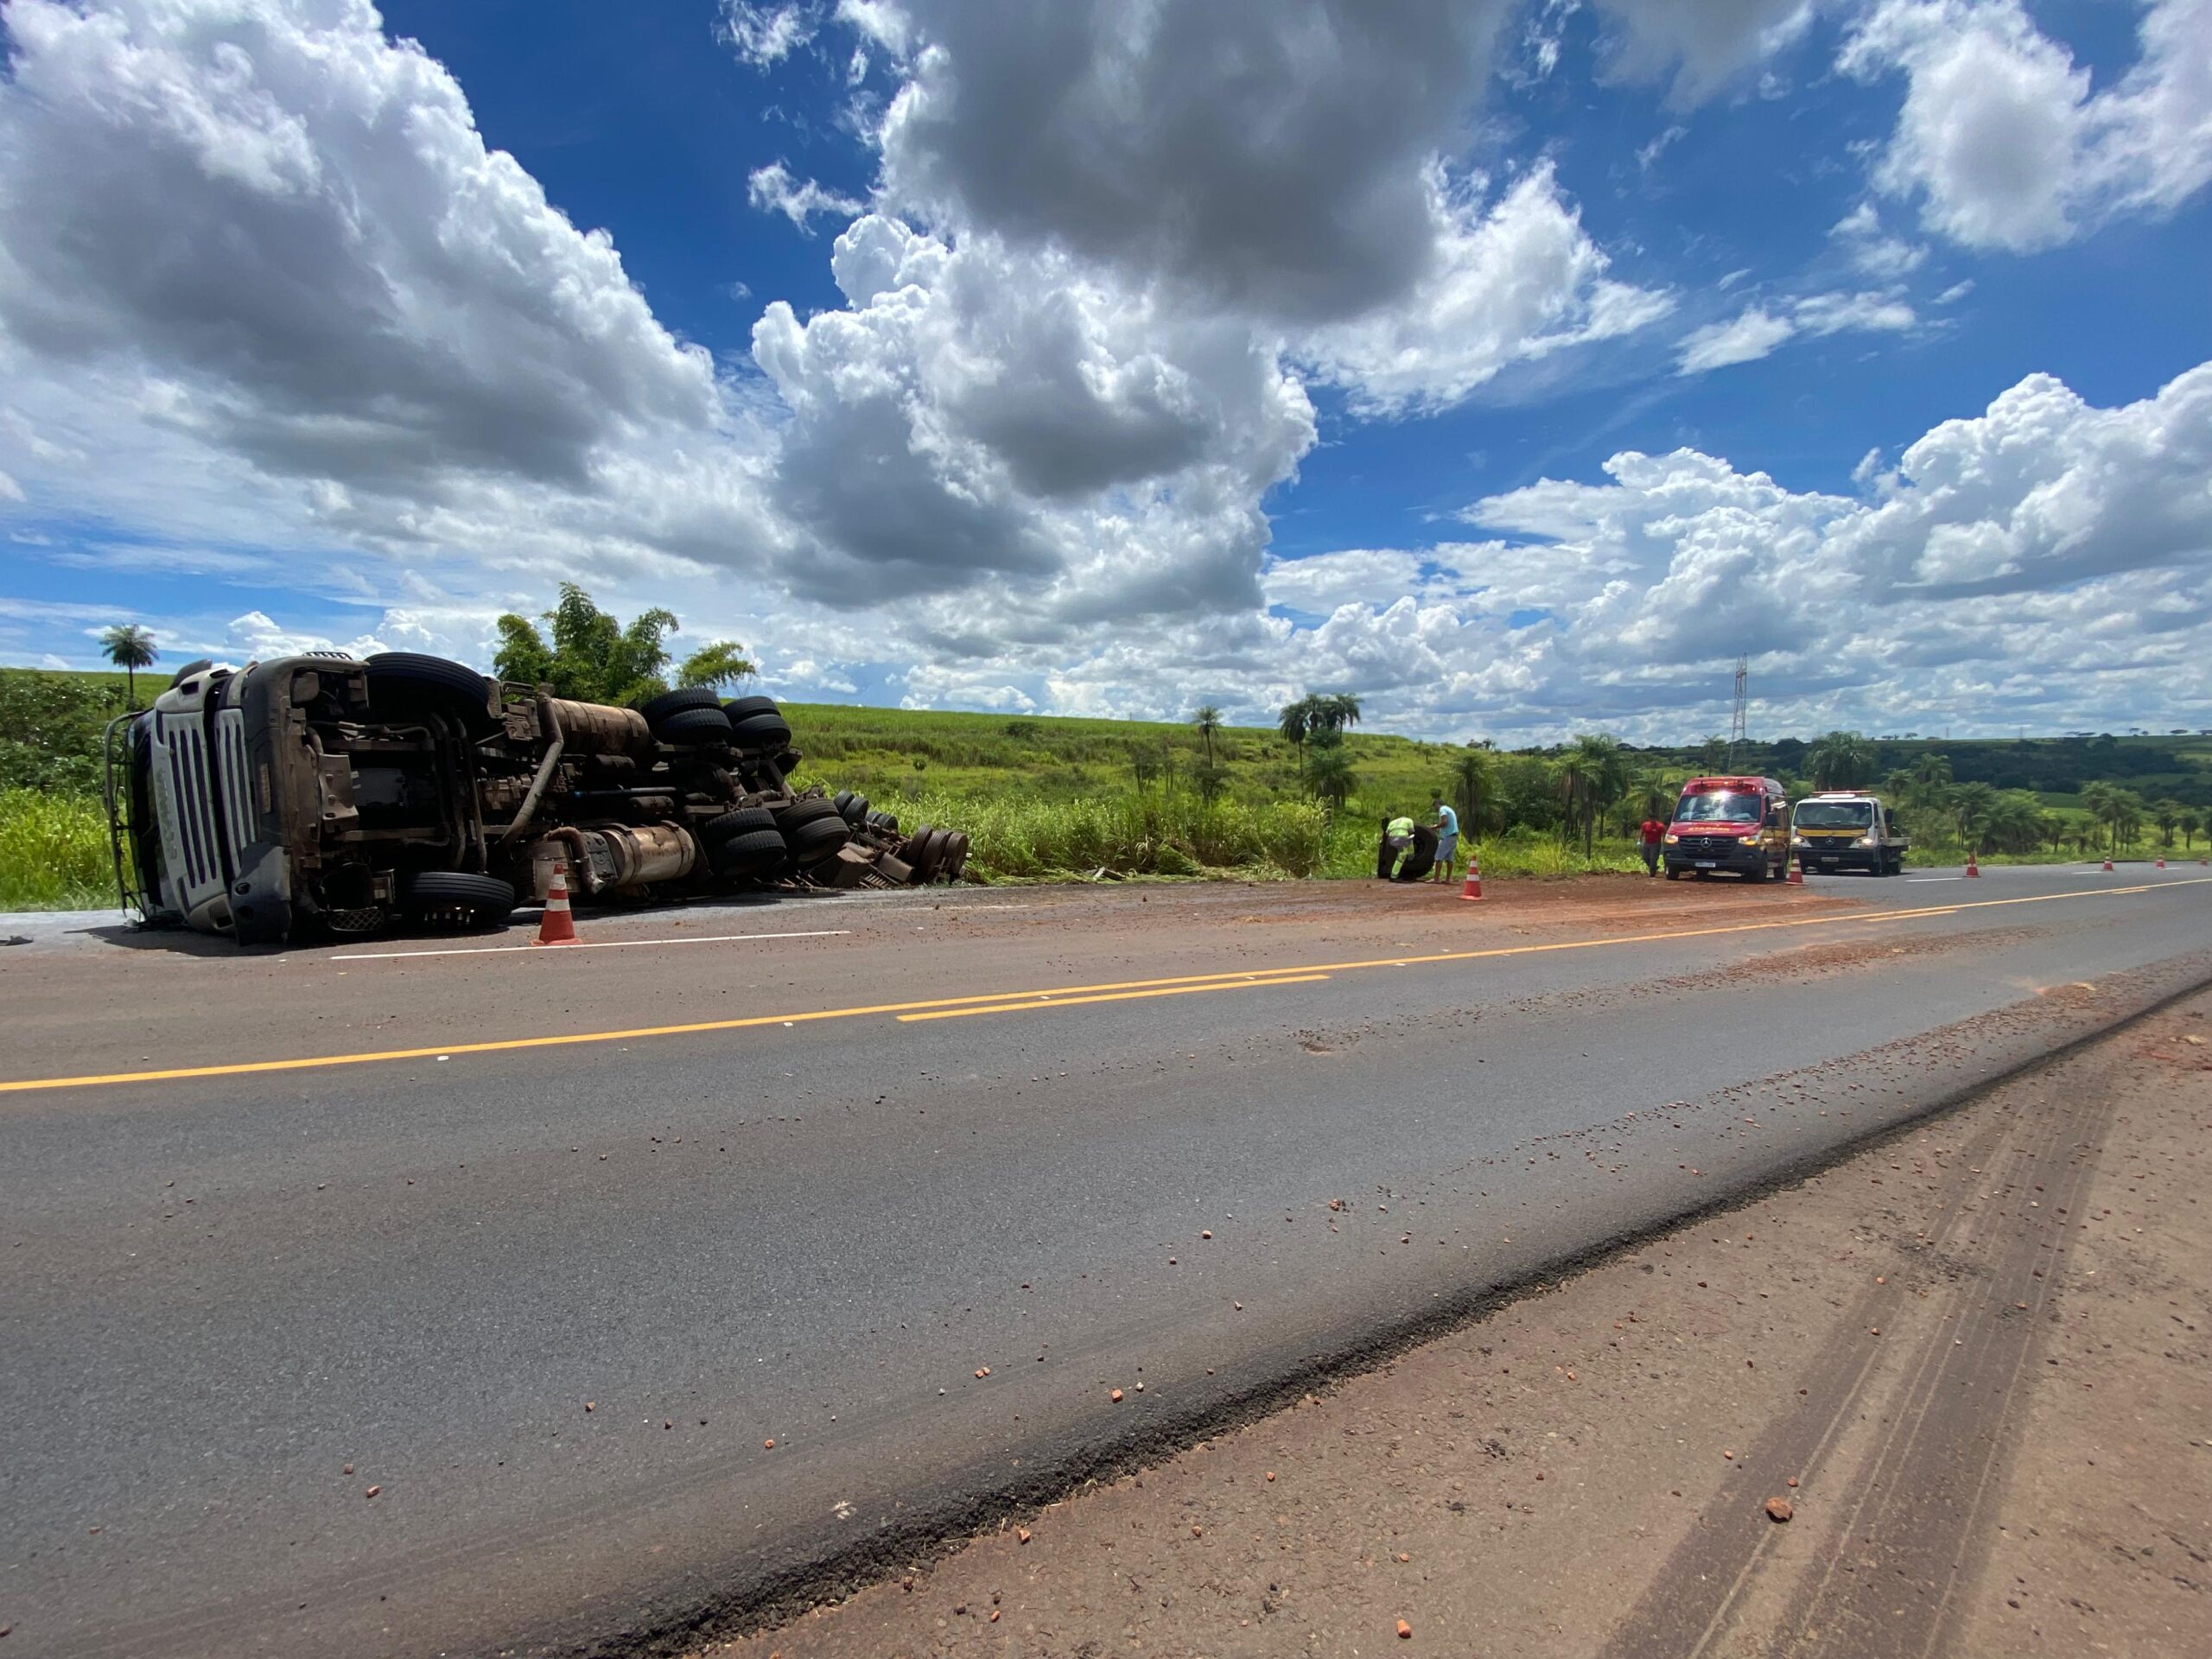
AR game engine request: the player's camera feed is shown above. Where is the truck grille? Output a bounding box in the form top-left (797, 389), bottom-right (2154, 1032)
top-left (216, 709), bottom-right (252, 868)
top-left (165, 721), bottom-right (222, 893)
top-left (1675, 836), bottom-right (1751, 857)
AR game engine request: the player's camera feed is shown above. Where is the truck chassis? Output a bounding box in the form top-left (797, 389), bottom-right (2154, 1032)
top-left (105, 652), bottom-right (969, 944)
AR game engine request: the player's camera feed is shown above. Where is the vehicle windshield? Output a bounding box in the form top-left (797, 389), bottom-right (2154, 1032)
top-left (1796, 800), bottom-right (1874, 830)
top-left (1675, 791), bottom-right (1760, 824)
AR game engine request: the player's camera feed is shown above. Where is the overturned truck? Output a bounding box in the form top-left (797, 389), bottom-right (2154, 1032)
top-left (105, 651), bottom-right (971, 944)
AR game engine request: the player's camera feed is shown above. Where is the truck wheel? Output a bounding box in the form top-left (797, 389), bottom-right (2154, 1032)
top-left (728, 712), bottom-right (794, 753)
top-left (403, 870), bottom-right (514, 929)
top-left (788, 817), bottom-right (850, 865)
top-left (774, 797), bottom-right (844, 831)
top-left (899, 823), bottom-right (939, 878)
top-left (711, 829), bottom-right (789, 878)
top-left (655, 706), bottom-right (732, 742)
top-left (1663, 866), bottom-right (1680, 880)
top-left (834, 790), bottom-right (855, 815)
top-left (942, 831), bottom-right (970, 879)
top-left (365, 652), bottom-right (498, 734)
top-left (700, 807), bottom-right (778, 848)
top-left (840, 792), bottom-right (870, 827)
top-left (721, 696), bottom-right (781, 723)
top-left (638, 688), bottom-right (721, 725)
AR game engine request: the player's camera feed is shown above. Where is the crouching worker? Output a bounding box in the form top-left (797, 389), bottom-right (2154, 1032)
top-left (1378, 813), bottom-right (1415, 879)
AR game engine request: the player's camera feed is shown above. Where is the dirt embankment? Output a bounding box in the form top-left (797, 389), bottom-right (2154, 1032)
top-left (703, 992), bottom-right (2212, 1659)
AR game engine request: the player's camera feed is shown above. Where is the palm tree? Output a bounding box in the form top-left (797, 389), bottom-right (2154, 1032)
top-left (1555, 734), bottom-right (1630, 855)
top-left (1806, 729), bottom-right (1876, 791)
top-left (1277, 697), bottom-right (1314, 759)
top-left (1951, 781), bottom-right (1999, 854)
top-left (1191, 704), bottom-right (1223, 767)
top-left (2152, 798), bottom-right (2181, 849)
top-left (1313, 692), bottom-right (1363, 736)
top-left (100, 624), bottom-right (159, 709)
top-left (2181, 808), bottom-right (2202, 850)
top-left (1305, 743), bottom-right (1356, 810)
top-left (1446, 747), bottom-right (1495, 838)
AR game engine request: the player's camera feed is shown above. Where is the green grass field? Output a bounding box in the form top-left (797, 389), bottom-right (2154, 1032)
top-left (3, 666), bottom-right (2205, 910)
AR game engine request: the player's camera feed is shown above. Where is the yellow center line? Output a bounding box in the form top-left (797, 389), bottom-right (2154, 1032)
top-left (898, 973), bottom-right (1333, 1022)
top-left (3, 878), bottom-right (2202, 1096)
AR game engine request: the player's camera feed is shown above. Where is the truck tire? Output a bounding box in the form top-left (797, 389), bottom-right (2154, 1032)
top-left (899, 823), bottom-right (939, 879)
top-left (638, 688), bottom-right (721, 725)
top-left (721, 696), bottom-right (781, 723)
top-left (402, 870), bottom-right (514, 928)
top-left (365, 652), bottom-right (498, 734)
top-left (711, 829), bottom-right (789, 877)
top-left (774, 797), bottom-right (844, 831)
top-left (942, 831), bottom-right (970, 878)
top-left (919, 826), bottom-right (956, 880)
top-left (655, 705), bottom-right (732, 742)
top-left (840, 792), bottom-right (870, 826)
top-left (728, 711), bottom-right (793, 753)
top-left (788, 816), bottom-right (850, 865)
top-left (700, 807), bottom-right (778, 848)
top-left (834, 790), bottom-right (855, 815)
top-left (868, 810), bottom-right (899, 836)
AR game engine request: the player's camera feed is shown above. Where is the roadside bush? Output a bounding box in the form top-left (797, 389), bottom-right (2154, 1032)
top-left (0, 790), bottom-right (113, 910)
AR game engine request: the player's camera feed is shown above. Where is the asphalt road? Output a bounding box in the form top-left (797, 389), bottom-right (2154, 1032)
top-left (3, 864), bottom-right (2209, 1657)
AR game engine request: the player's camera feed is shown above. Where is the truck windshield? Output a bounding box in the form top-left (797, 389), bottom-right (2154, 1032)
top-left (1796, 801), bottom-right (1873, 830)
top-left (1675, 791), bottom-right (1759, 824)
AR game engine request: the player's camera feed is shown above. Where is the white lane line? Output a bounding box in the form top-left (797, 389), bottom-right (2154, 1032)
top-left (333, 928), bottom-right (852, 961)
top-left (1906, 877), bottom-right (1964, 883)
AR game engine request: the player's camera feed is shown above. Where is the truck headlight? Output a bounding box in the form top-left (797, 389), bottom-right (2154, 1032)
top-left (1854, 835), bottom-right (1877, 848)
top-left (1790, 836), bottom-right (1808, 848)
top-left (1662, 832), bottom-right (1679, 845)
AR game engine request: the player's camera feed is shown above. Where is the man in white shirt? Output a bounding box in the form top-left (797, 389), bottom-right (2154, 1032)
top-left (1430, 798), bottom-right (1459, 882)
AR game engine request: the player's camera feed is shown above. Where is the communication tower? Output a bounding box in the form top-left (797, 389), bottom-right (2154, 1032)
top-left (1727, 655), bottom-right (1748, 770)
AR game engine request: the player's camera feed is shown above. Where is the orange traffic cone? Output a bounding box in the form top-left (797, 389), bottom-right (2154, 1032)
top-left (535, 862), bottom-right (581, 946)
top-left (1785, 860), bottom-right (1802, 885)
top-left (1459, 857), bottom-right (1483, 901)
top-left (1964, 851), bottom-right (1980, 877)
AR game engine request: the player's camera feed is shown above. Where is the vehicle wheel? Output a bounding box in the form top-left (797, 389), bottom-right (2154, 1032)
top-left (710, 828), bottom-right (789, 877)
top-left (402, 870), bottom-right (514, 929)
top-left (788, 817), bottom-right (850, 865)
top-left (721, 696), bottom-right (781, 723)
top-left (919, 826), bottom-right (956, 880)
top-left (840, 792), bottom-right (870, 827)
top-left (728, 712), bottom-right (793, 753)
top-left (638, 688), bottom-right (722, 725)
top-left (656, 705), bottom-right (733, 742)
top-left (899, 823), bottom-right (939, 878)
top-left (700, 806), bottom-right (778, 848)
top-left (1663, 868), bottom-right (1680, 880)
top-left (774, 796), bottom-right (845, 831)
top-left (942, 831), bottom-right (970, 878)
top-left (834, 790), bottom-right (855, 815)
top-left (868, 810), bottom-right (899, 836)
top-left (365, 652), bottom-right (498, 733)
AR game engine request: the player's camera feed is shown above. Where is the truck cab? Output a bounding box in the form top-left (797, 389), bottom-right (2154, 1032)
top-left (1792, 791), bottom-right (1909, 875)
top-left (1662, 776), bottom-right (1790, 882)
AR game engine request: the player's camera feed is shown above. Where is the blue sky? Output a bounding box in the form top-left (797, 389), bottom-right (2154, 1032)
top-left (2, 0), bottom-right (2209, 741)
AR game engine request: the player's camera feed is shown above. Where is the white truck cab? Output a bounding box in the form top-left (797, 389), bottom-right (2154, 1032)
top-left (1791, 791), bottom-right (1910, 876)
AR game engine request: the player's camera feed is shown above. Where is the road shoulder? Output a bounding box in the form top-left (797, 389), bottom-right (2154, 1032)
top-left (702, 990), bottom-right (2212, 1658)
